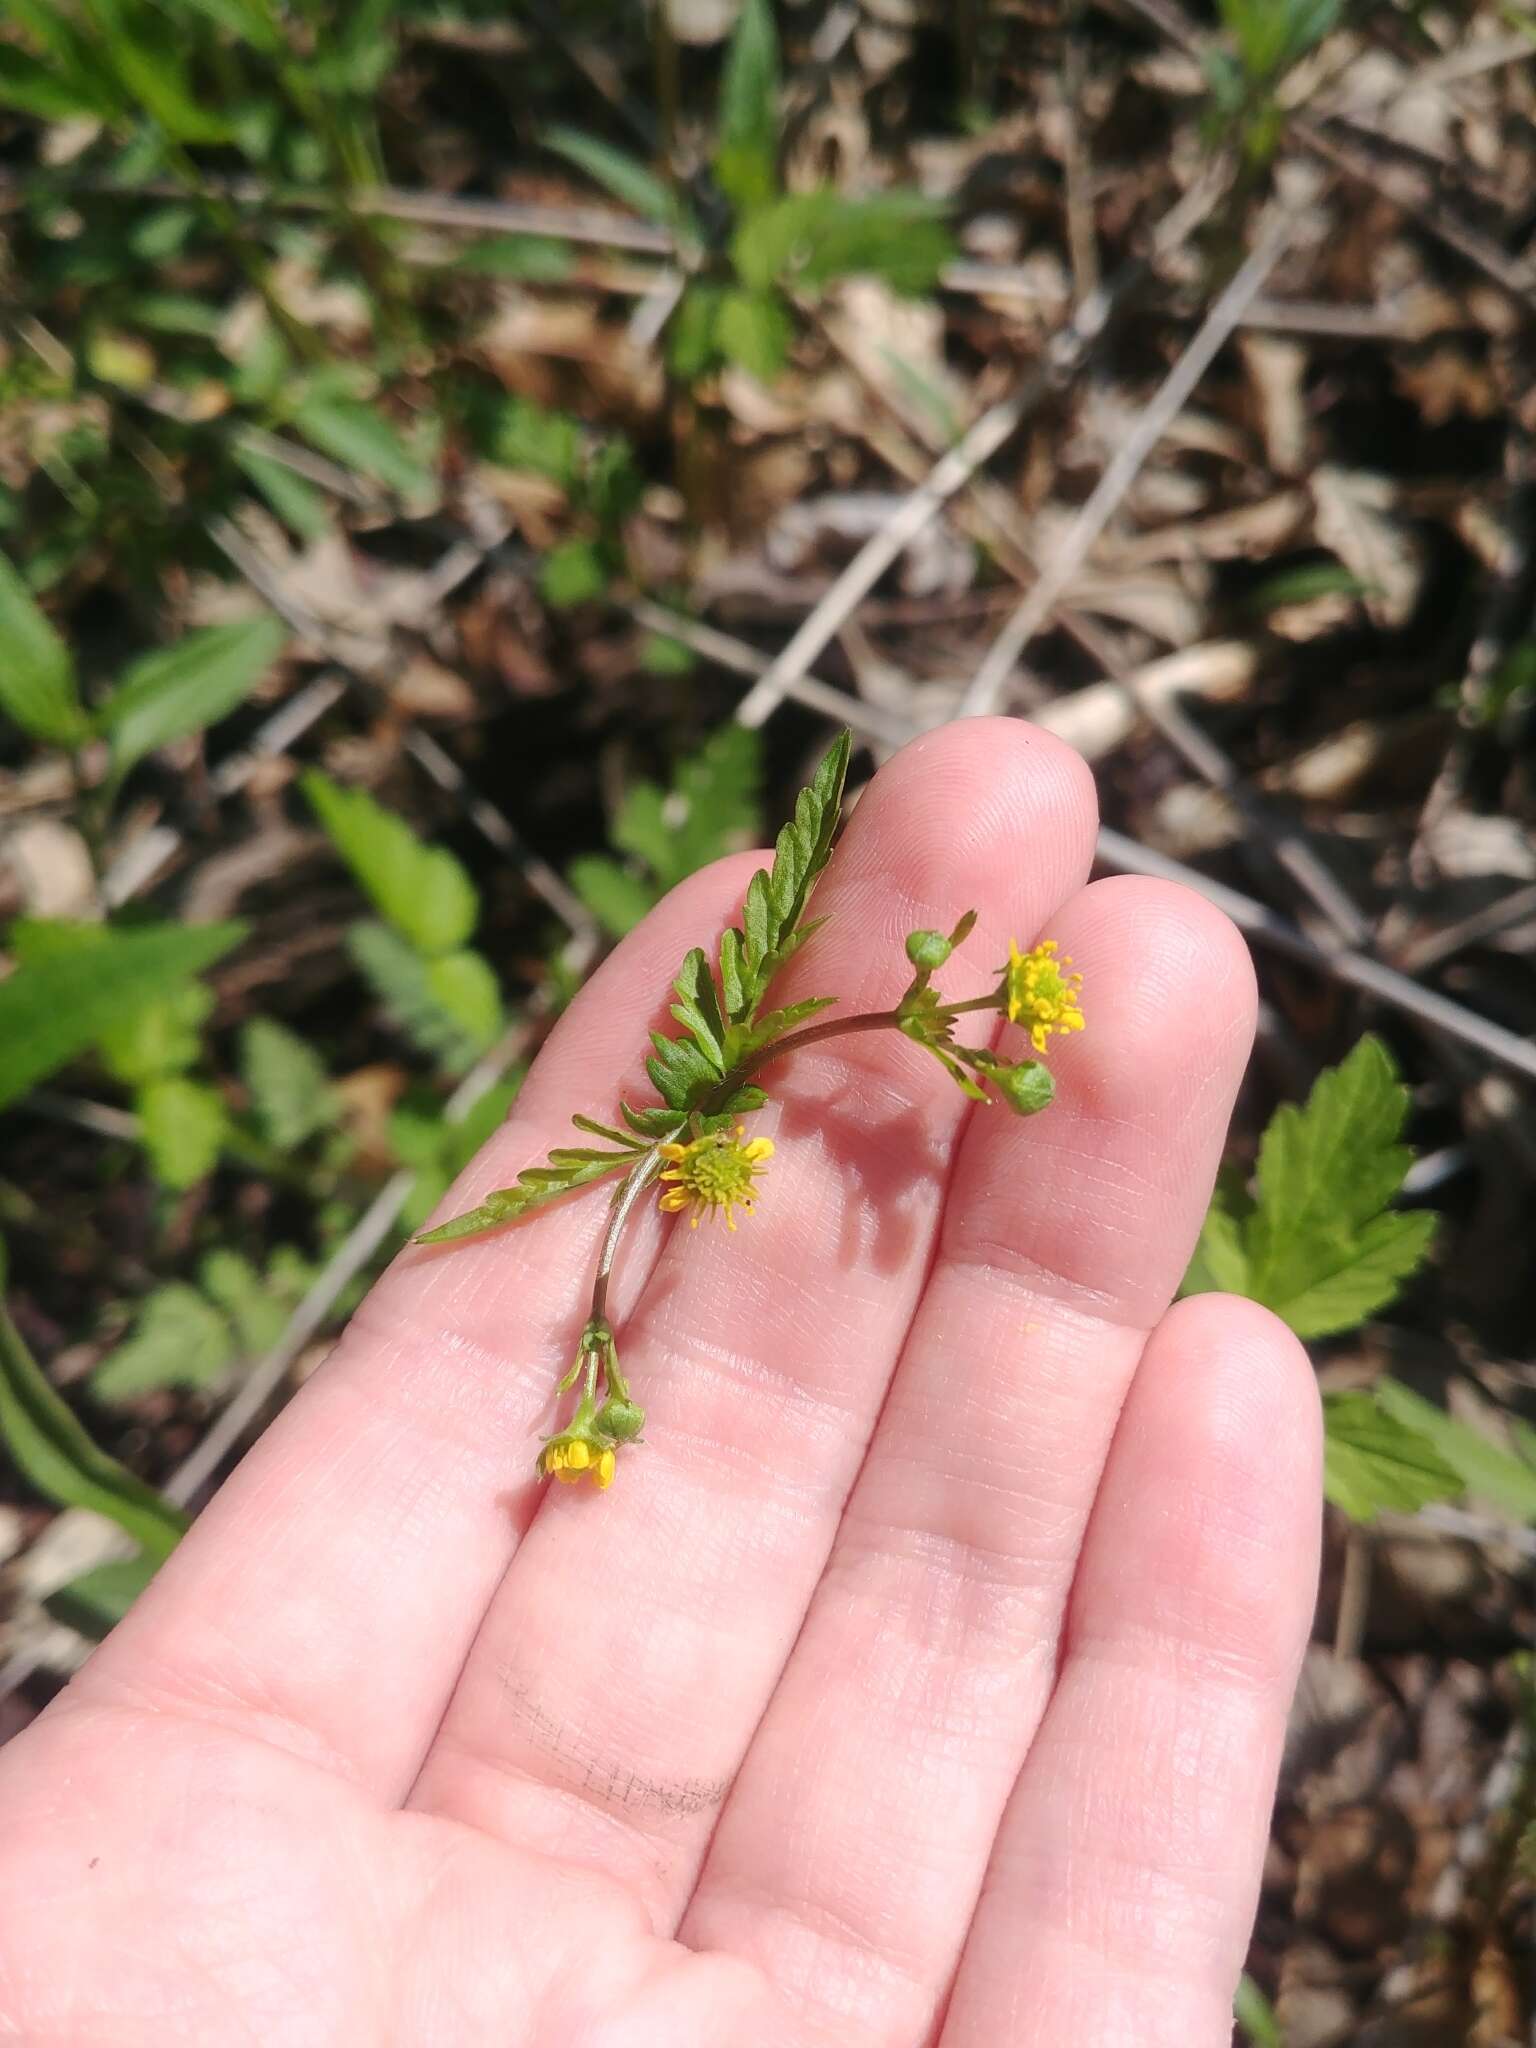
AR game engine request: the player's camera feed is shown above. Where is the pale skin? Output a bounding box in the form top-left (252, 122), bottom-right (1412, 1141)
top-left (0, 720), bottom-right (1321, 2047)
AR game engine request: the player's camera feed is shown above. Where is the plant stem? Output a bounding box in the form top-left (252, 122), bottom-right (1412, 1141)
top-left (583, 994), bottom-right (1006, 1325)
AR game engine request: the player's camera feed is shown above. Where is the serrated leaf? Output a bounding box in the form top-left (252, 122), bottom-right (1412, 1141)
top-left (729, 730), bottom-right (850, 1020)
top-left (92, 1281), bottom-right (234, 1401)
top-left (0, 549), bottom-right (87, 746)
top-left (137, 1076), bottom-right (227, 1189)
top-left (0, 1266), bottom-right (186, 1555)
top-left (0, 920), bottom-right (244, 1113)
top-left (670, 946), bottom-right (727, 1071)
top-left (545, 126), bottom-right (682, 228)
top-left (1322, 1390), bottom-right (1463, 1524)
top-left (715, 0), bottom-right (780, 211)
top-left (721, 995), bottom-right (836, 1068)
top-left (1185, 1036), bottom-right (1436, 1340)
top-left (416, 1148), bottom-right (636, 1243)
top-left (619, 1100), bottom-right (688, 1140)
top-left (305, 772), bottom-right (478, 956)
top-left (291, 394), bottom-right (436, 500)
top-left (239, 1017), bottom-right (335, 1149)
top-left (347, 921), bottom-right (484, 1074)
top-left (647, 1027), bottom-right (722, 1110)
top-left (99, 617), bottom-right (285, 777)
top-left (98, 979), bottom-right (214, 1086)
top-left (568, 854), bottom-right (658, 939)
top-left (1374, 1379), bottom-right (1536, 1522)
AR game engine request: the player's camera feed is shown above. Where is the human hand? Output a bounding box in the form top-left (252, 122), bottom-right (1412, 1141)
top-left (0, 721), bottom-right (1320, 2048)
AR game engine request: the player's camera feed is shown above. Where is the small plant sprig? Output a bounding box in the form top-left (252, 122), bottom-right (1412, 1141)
top-left (419, 733), bottom-right (1086, 1491)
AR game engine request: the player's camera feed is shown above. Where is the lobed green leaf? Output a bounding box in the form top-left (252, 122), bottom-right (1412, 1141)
top-left (1322, 1390), bottom-right (1463, 1524)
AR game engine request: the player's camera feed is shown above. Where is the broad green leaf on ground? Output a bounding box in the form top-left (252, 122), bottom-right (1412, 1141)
top-left (716, 287), bottom-right (792, 382)
top-left (91, 1281), bottom-right (234, 1402)
top-left (98, 616), bottom-right (286, 776)
top-left (232, 446), bottom-right (331, 540)
top-left (0, 920), bottom-right (245, 1113)
top-left (1322, 1390), bottom-right (1463, 1524)
top-left (468, 393), bottom-right (581, 486)
top-left (136, 1076), bottom-right (227, 1189)
top-left (0, 550), bottom-right (88, 746)
top-left (732, 190), bottom-right (954, 297)
top-left (97, 980), bottom-right (214, 1086)
top-left (545, 126), bottom-right (682, 228)
top-left (714, 0), bottom-right (780, 211)
top-left (0, 1243), bottom-right (187, 1557)
top-left (568, 855), bottom-right (660, 939)
top-left (199, 1247), bottom-right (314, 1355)
top-left (290, 395), bottom-right (436, 499)
top-left (43, 1550), bottom-right (162, 1640)
top-left (1182, 1035), bottom-right (1435, 1338)
top-left (425, 950), bottom-right (503, 1055)
top-left (304, 772), bottom-right (478, 956)
top-left (539, 539), bottom-right (608, 608)
top-left (239, 1017), bottom-right (336, 1149)
top-left (1374, 1379), bottom-right (1536, 1521)
top-left (347, 921), bottom-right (489, 1073)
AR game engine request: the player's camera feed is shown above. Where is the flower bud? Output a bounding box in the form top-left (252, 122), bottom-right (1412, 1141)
top-left (594, 1396), bottom-right (646, 1442)
top-left (993, 1059), bottom-right (1056, 1117)
top-left (905, 929), bottom-right (952, 971)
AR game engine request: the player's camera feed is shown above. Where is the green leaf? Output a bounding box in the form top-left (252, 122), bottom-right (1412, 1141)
top-left (728, 729), bottom-right (850, 1021)
top-left (92, 1281), bottom-right (234, 1401)
top-left (733, 190), bottom-right (954, 297)
top-left (83, 0), bottom-right (233, 142)
top-left (646, 1026), bottom-right (723, 1111)
top-left (137, 1076), bottom-right (227, 1189)
top-left (667, 282), bottom-right (725, 380)
top-left (716, 286), bottom-right (793, 382)
top-left (1374, 1380), bottom-right (1536, 1522)
top-left (43, 1551), bottom-right (161, 1640)
top-left (1234, 1974), bottom-right (1282, 2048)
top-left (416, 1147), bottom-right (637, 1244)
top-left (545, 126), bottom-right (681, 227)
top-left (1322, 1390), bottom-right (1463, 1524)
top-left (721, 995), bottom-right (836, 1068)
top-left (1184, 1036), bottom-right (1437, 1340)
top-left (290, 395), bottom-right (436, 500)
top-left (715, 0), bottom-right (780, 211)
top-left (0, 44), bottom-right (116, 120)
top-left (539, 539), bottom-right (608, 608)
top-left (469, 394), bottom-right (582, 486)
top-left (0, 920), bottom-right (244, 1113)
top-left (0, 550), bottom-right (87, 746)
top-left (198, 1248), bottom-right (288, 1354)
top-left (619, 1100), bottom-right (688, 1141)
top-left (452, 235), bottom-right (572, 280)
top-left (347, 921), bottom-right (485, 1074)
top-left (239, 1017), bottom-right (335, 1149)
top-left (424, 949), bottom-right (503, 1055)
top-left (304, 772), bottom-right (478, 957)
top-left (231, 447), bottom-right (330, 540)
top-left (97, 980), bottom-right (214, 1086)
top-left (1181, 1192), bottom-right (1252, 1298)
top-left (670, 946), bottom-right (728, 1072)
top-left (98, 617), bottom-right (285, 777)
top-left (0, 1247), bottom-right (187, 1558)
top-left (568, 855), bottom-right (658, 939)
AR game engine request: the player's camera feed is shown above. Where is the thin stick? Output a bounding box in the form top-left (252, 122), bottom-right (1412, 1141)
top-left (956, 207), bottom-right (1298, 717)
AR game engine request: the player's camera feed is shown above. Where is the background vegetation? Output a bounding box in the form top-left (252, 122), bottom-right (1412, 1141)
top-left (3, 0), bottom-right (1536, 2035)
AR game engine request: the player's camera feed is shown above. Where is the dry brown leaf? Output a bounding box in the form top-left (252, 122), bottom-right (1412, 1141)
top-left (1311, 466), bottom-right (1424, 628)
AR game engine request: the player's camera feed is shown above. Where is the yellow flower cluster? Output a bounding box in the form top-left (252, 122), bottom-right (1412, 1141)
top-left (658, 1124), bottom-right (774, 1231)
top-left (540, 1437), bottom-right (616, 1489)
top-left (1002, 938), bottom-right (1085, 1055)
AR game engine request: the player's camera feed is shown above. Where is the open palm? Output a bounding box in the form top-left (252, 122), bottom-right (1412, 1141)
top-left (0, 722), bottom-right (1320, 2048)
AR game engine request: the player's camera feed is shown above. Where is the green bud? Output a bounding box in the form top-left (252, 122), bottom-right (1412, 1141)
top-left (906, 929), bottom-right (952, 971)
top-left (593, 1396), bottom-right (646, 1442)
top-left (993, 1060), bottom-right (1055, 1117)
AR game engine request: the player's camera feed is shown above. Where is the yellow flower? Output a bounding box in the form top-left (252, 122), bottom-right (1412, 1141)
top-left (540, 1435), bottom-right (616, 1488)
top-left (657, 1123), bottom-right (774, 1231)
top-left (1001, 938), bottom-right (1085, 1056)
